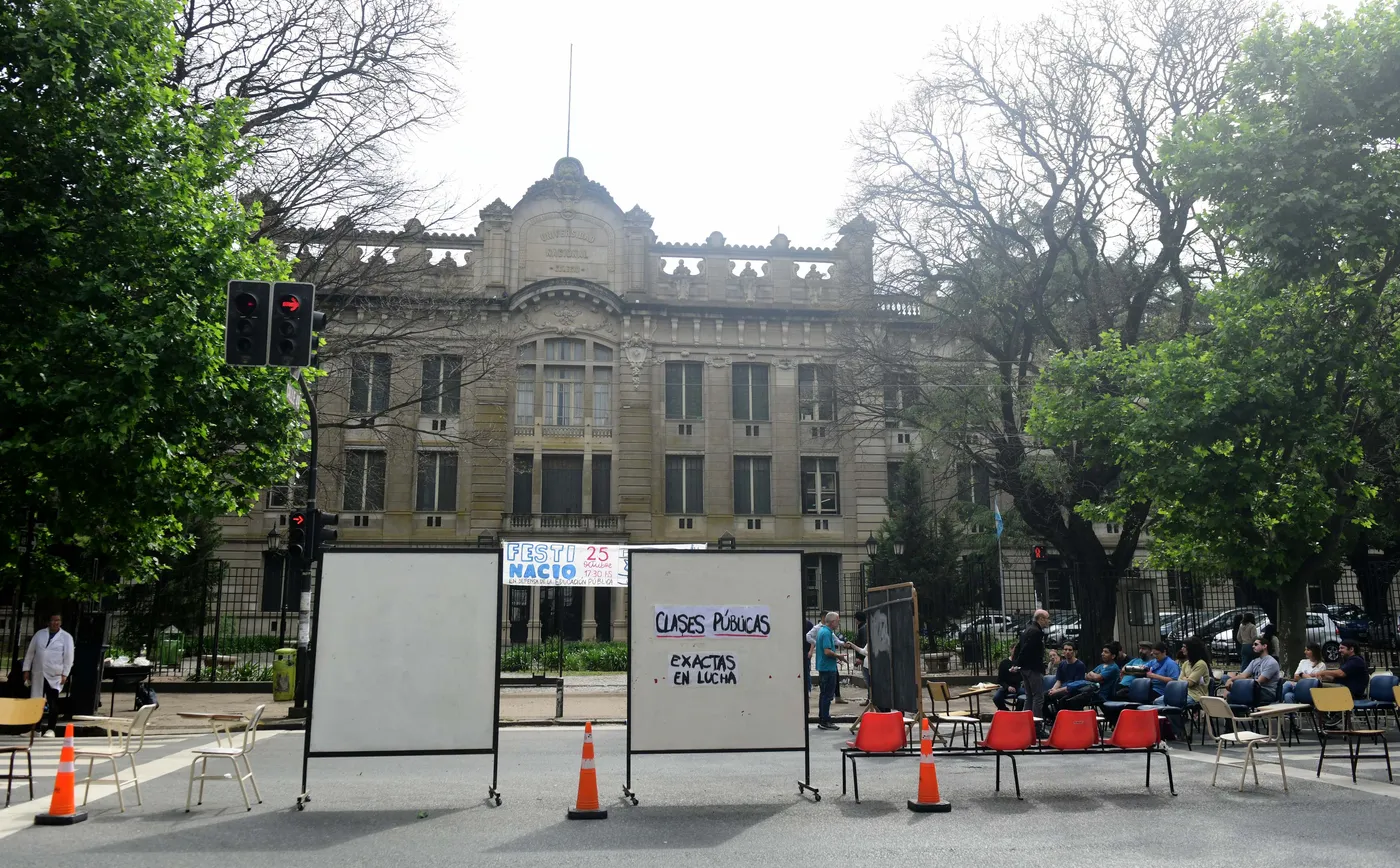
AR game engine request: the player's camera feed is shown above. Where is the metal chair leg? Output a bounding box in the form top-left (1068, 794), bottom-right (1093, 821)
top-left (198, 756), bottom-right (208, 805)
top-left (130, 753), bottom-right (142, 806)
top-left (1163, 749), bottom-right (1177, 796)
top-left (1211, 740), bottom-right (1225, 787)
top-left (232, 758), bottom-right (251, 811)
top-left (185, 758), bottom-right (198, 812)
top-left (1010, 755), bottom-right (1021, 800)
top-left (243, 755), bottom-right (262, 804)
top-left (1277, 741), bottom-right (1288, 792)
top-left (111, 756), bottom-right (125, 813)
top-left (994, 753), bottom-right (1002, 793)
top-left (81, 757), bottom-right (95, 806)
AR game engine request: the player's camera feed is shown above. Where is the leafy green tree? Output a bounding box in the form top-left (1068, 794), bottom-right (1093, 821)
top-left (0, 0), bottom-right (304, 599)
top-left (870, 462), bottom-right (973, 638)
top-left (1030, 2), bottom-right (1400, 663)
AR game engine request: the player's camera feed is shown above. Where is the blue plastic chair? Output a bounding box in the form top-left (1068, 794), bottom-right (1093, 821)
top-left (1226, 678), bottom-right (1258, 723)
top-left (1286, 678), bottom-right (1321, 744)
top-left (1354, 674), bottom-right (1399, 730)
top-left (1103, 676), bottom-right (1154, 724)
top-left (1152, 681), bottom-right (1193, 750)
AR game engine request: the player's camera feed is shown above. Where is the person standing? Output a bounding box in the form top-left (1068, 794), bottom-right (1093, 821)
top-left (852, 610), bottom-right (870, 706)
top-left (22, 613), bottom-right (75, 737)
top-left (1235, 613), bottom-right (1258, 665)
top-left (813, 612), bottom-right (846, 731)
top-left (1015, 609), bottom-right (1050, 731)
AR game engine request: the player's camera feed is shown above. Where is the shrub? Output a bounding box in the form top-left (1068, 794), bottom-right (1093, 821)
top-left (499, 640), bottom-right (628, 672)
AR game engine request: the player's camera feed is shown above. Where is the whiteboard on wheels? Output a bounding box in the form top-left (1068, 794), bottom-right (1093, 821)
top-left (311, 550), bottom-right (499, 755)
top-left (628, 550), bottom-right (804, 753)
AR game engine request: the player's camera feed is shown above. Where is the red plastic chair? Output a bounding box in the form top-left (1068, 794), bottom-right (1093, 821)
top-left (1106, 708), bottom-right (1176, 795)
top-left (977, 711), bottom-right (1037, 799)
top-left (841, 711), bottom-right (915, 801)
top-left (1045, 710), bottom-right (1099, 751)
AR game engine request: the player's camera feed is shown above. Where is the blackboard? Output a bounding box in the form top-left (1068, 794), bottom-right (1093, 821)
top-left (864, 582), bottom-right (921, 716)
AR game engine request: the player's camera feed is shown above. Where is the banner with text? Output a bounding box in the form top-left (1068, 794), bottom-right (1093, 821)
top-left (654, 605), bottom-right (772, 639)
top-left (502, 542), bottom-right (706, 586)
top-left (666, 652), bottom-right (740, 686)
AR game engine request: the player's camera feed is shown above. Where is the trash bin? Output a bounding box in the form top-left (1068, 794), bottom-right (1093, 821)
top-left (157, 627), bottom-right (184, 667)
top-left (961, 629), bottom-right (984, 667)
top-left (272, 648), bottom-right (296, 701)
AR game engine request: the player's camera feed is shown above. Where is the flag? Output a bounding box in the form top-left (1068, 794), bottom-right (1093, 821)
top-left (994, 496), bottom-right (1004, 538)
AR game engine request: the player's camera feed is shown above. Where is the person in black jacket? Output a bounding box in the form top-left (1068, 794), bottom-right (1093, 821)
top-left (1015, 609), bottom-right (1051, 725)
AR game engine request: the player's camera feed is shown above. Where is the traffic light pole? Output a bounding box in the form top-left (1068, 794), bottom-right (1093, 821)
top-left (291, 370), bottom-right (318, 716)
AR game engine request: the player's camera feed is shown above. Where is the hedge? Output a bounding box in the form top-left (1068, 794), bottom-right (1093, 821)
top-left (500, 641), bottom-right (627, 672)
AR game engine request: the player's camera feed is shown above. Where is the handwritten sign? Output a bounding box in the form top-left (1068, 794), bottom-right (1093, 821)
top-left (502, 542), bottom-right (706, 587)
top-left (654, 605), bottom-right (771, 639)
top-left (667, 653), bottom-right (740, 686)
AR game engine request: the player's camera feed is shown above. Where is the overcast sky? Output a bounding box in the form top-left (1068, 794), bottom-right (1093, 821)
top-left (409, 0), bottom-right (1350, 249)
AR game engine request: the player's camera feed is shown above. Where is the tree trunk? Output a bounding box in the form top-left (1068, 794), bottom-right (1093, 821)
top-left (1063, 516), bottom-right (1117, 654)
top-left (1276, 576), bottom-right (1308, 674)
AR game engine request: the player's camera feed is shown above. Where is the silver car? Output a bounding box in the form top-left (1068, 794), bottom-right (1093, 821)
top-left (1208, 611), bottom-right (1341, 662)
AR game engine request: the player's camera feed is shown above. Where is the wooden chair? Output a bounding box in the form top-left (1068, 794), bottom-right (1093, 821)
top-left (1199, 695), bottom-right (1282, 792)
top-left (1311, 687), bottom-right (1393, 783)
top-left (1, 698), bottom-right (46, 806)
top-left (75, 703), bottom-right (157, 812)
top-left (186, 704), bottom-right (266, 812)
top-left (925, 681), bottom-right (984, 747)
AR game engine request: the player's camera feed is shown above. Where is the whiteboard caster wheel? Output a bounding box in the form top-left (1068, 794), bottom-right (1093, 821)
top-left (494, 796), bottom-right (502, 806)
top-left (629, 796), bottom-right (639, 806)
top-left (814, 793), bottom-right (822, 802)
top-left (296, 802), bottom-right (305, 812)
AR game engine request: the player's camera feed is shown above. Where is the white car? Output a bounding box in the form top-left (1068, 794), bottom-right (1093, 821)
top-left (958, 613), bottom-right (1018, 639)
top-left (1208, 612), bottom-right (1341, 662)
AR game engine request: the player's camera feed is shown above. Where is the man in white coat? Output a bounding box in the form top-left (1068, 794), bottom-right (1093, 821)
top-left (23, 613), bottom-right (75, 737)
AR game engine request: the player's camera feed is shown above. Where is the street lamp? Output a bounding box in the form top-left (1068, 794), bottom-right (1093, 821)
top-left (717, 531), bottom-right (736, 551)
top-left (865, 534), bottom-right (878, 558)
top-left (893, 540), bottom-right (905, 557)
top-left (265, 527), bottom-right (283, 553)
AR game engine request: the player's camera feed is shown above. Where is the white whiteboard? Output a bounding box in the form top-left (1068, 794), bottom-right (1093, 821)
top-left (629, 551), bottom-right (804, 753)
top-left (310, 551), bottom-right (499, 754)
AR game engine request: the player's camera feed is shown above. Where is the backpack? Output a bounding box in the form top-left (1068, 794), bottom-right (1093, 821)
top-left (134, 683), bottom-right (159, 711)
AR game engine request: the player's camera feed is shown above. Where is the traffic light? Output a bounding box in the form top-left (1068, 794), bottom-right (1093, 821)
top-left (287, 509), bottom-right (310, 563)
top-left (267, 281), bottom-right (316, 367)
top-left (1032, 544), bottom-right (1049, 565)
top-left (224, 281), bottom-right (272, 365)
top-left (313, 510), bottom-right (339, 557)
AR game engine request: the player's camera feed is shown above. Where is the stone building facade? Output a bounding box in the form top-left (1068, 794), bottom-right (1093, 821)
top-left (218, 157), bottom-right (927, 642)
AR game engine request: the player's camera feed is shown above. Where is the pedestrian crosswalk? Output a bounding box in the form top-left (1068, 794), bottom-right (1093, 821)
top-left (5, 735), bottom-right (198, 775)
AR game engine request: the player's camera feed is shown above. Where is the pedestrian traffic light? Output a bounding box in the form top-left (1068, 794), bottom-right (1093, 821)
top-left (287, 510), bottom-right (310, 563)
top-left (224, 281), bottom-right (272, 365)
top-left (313, 510), bottom-right (339, 556)
top-left (267, 281), bottom-right (316, 367)
top-left (1032, 544), bottom-right (1048, 563)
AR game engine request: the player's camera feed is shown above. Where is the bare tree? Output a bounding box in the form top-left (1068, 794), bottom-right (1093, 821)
top-left (166, 1), bottom-right (515, 491)
top-left (840, 0), bottom-right (1257, 647)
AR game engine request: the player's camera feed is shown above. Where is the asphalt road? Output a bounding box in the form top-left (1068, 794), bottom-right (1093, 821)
top-left (3, 726), bottom-right (1397, 866)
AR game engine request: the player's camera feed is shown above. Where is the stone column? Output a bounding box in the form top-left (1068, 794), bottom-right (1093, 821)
top-left (612, 587), bottom-right (629, 643)
top-left (500, 584), bottom-right (511, 647)
top-left (527, 587), bottom-right (542, 644)
top-left (582, 587), bottom-right (597, 641)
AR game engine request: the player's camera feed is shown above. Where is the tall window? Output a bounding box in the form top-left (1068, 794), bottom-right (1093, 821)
top-left (733, 456), bottom-right (772, 515)
top-left (541, 455), bottom-right (584, 513)
top-left (543, 366), bottom-right (584, 425)
top-left (887, 461), bottom-right (903, 501)
top-left (415, 451), bottom-right (458, 511)
top-left (420, 355), bottom-right (462, 414)
top-left (731, 364), bottom-right (770, 421)
top-left (801, 457), bottom-right (840, 514)
top-left (665, 362), bottom-right (703, 419)
top-left (349, 353), bottom-right (391, 415)
top-left (591, 455), bottom-right (611, 514)
top-left (545, 338), bottom-right (586, 361)
top-left (592, 367), bottom-right (612, 426)
top-left (516, 339), bottom-right (613, 430)
top-left (515, 366), bottom-right (536, 425)
top-left (343, 449), bottom-right (386, 511)
top-left (512, 454), bottom-right (533, 514)
top-left (883, 371), bottom-right (918, 428)
top-left (957, 463), bottom-right (992, 506)
top-left (665, 455), bottom-right (704, 513)
top-left (798, 364), bottom-right (835, 421)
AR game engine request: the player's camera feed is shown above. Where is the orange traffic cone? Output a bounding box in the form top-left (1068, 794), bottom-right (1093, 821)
top-left (907, 718), bottom-right (951, 813)
top-left (567, 721), bottom-right (607, 820)
top-left (35, 724), bottom-right (88, 825)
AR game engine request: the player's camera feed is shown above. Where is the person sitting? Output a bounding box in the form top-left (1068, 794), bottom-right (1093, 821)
top-left (1044, 641), bottom-right (1088, 713)
top-left (1179, 638), bottom-right (1212, 703)
top-left (1053, 644), bottom-right (1120, 706)
top-left (1140, 641), bottom-right (1182, 698)
top-left (1224, 637), bottom-right (1280, 703)
top-left (992, 642), bottom-right (1022, 711)
top-left (1115, 641), bottom-right (1154, 698)
top-left (1314, 639), bottom-right (1369, 698)
top-left (1281, 642), bottom-right (1327, 703)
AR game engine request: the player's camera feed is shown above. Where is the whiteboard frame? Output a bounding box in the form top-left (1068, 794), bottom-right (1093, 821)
top-left (300, 547), bottom-right (503, 804)
top-left (624, 549), bottom-right (816, 802)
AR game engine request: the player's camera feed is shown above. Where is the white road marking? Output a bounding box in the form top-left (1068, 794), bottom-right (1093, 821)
top-left (0, 731), bottom-right (283, 840)
top-left (1169, 744), bottom-right (1400, 799)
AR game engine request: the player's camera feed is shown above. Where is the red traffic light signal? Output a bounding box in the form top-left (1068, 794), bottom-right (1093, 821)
top-left (1032, 545), bottom-right (1047, 562)
top-left (290, 512), bottom-right (307, 529)
top-left (277, 294), bottom-right (302, 314)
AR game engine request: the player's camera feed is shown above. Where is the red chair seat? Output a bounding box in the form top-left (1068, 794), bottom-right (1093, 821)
top-left (1108, 708), bottom-right (1162, 749)
top-left (1045, 710), bottom-right (1099, 751)
top-left (978, 711), bottom-right (1037, 752)
top-left (846, 711), bottom-right (908, 753)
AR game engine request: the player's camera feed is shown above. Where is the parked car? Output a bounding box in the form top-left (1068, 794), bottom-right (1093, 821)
top-left (1044, 619), bottom-right (1081, 646)
top-left (957, 613), bottom-right (1019, 640)
top-left (1318, 604), bottom-right (1371, 643)
top-left (1168, 607), bottom-right (1260, 649)
top-left (1208, 611), bottom-right (1341, 663)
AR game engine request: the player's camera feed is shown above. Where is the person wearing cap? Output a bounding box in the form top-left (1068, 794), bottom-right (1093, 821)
top-left (1314, 639), bottom-right (1370, 698)
top-left (1115, 640), bottom-right (1154, 698)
